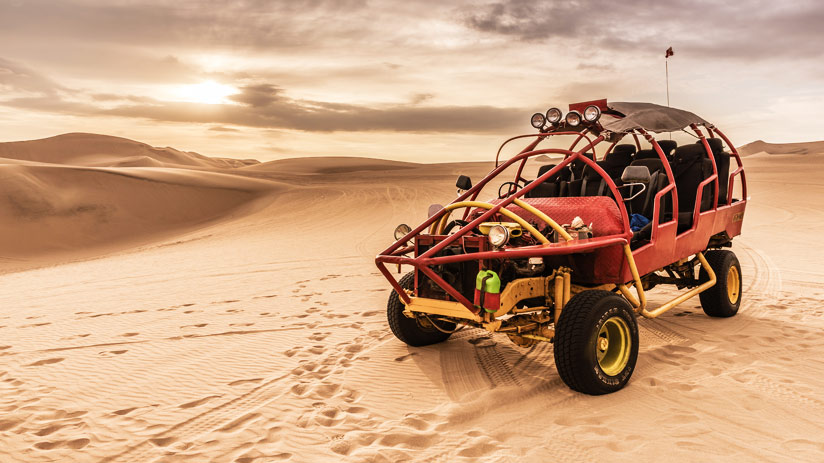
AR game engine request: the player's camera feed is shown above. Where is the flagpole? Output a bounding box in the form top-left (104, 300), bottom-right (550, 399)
top-left (665, 46), bottom-right (673, 140)
top-left (665, 59), bottom-right (670, 107)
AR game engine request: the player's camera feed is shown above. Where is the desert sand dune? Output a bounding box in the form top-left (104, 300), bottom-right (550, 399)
top-left (0, 136), bottom-right (822, 462)
top-left (0, 133), bottom-right (259, 169)
top-left (246, 156), bottom-right (421, 175)
top-left (0, 135), bottom-right (276, 273)
top-left (738, 139), bottom-right (824, 156)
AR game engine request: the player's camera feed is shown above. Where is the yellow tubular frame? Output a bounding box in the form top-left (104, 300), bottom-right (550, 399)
top-left (619, 245), bottom-right (718, 319)
top-left (430, 201), bottom-right (550, 244)
top-left (511, 199), bottom-right (573, 242)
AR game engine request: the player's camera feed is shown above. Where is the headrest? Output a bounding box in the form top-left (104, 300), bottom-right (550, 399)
top-left (605, 145), bottom-right (634, 167)
top-left (537, 164), bottom-right (555, 177)
top-left (621, 165), bottom-right (651, 183)
top-left (656, 140), bottom-right (677, 156)
top-left (581, 161), bottom-right (610, 180)
top-left (673, 144), bottom-right (706, 164)
top-left (612, 144), bottom-right (637, 157)
top-left (631, 158), bottom-right (664, 173)
top-left (634, 149), bottom-right (658, 160)
top-left (701, 138), bottom-right (725, 155)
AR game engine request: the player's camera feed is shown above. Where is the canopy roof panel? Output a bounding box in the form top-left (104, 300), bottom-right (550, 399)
top-left (601, 102), bottom-right (710, 133)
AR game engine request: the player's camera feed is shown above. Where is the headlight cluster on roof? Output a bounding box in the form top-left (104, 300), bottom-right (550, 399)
top-left (530, 105), bottom-right (601, 130)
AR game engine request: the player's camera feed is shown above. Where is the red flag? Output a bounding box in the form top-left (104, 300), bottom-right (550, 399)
top-left (665, 47), bottom-right (674, 58)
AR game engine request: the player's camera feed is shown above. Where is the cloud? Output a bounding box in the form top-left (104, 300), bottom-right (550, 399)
top-left (0, 64), bottom-right (523, 133)
top-left (0, 58), bottom-right (66, 97)
top-left (101, 89), bottom-right (523, 133)
top-left (463, 0), bottom-right (824, 61)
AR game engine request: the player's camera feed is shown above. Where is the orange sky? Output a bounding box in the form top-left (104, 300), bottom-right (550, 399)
top-left (1, 0), bottom-right (823, 162)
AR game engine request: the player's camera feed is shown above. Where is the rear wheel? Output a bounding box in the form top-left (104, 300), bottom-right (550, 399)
top-left (554, 290), bottom-right (639, 395)
top-left (699, 250), bottom-right (742, 317)
top-left (387, 272), bottom-right (454, 347)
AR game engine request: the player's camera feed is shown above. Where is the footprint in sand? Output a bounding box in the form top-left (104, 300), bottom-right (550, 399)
top-left (182, 323), bottom-right (208, 329)
top-left (27, 358), bottom-right (64, 367)
top-left (178, 395), bottom-right (222, 409)
top-left (228, 378), bottom-right (263, 387)
top-left (308, 332), bottom-right (330, 341)
top-left (20, 322), bottom-right (51, 328)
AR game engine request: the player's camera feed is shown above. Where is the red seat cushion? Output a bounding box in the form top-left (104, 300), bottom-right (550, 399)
top-left (489, 196), bottom-right (625, 237)
top-left (474, 196), bottom-right (628, 284)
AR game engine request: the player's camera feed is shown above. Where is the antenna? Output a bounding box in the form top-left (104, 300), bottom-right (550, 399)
top-left (665, 47), bottom-right (674, 139)
top-left (665, 47), bottom-right (674, 107)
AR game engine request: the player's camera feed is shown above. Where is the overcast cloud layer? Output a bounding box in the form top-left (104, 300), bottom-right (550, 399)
top-left (1, 0), bottom-right (822, 161)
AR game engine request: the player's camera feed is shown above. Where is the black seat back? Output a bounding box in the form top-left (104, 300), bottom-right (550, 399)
top-left (525, 164), bottom-right (571, 198)
top-left (628, 158), bottom-right (668, 219)
top-left (672, 144), bottom-right (714, 231)
top-left (634, 149), bottom-right (657, 160)
top-left (703, 138), bottom-right (731, 204)
top-left (656, 139), bottom-right (677, 158)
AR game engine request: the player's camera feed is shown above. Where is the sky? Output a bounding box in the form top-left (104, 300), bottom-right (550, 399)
top-left (1, 0), bottom-right (823, 162)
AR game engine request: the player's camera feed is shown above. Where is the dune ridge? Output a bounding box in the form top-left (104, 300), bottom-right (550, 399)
top-left (738, 139), bottom-right (824, 156)
top-left (0, 134), bottom-right (274, 273)
top-left (0, 133), bottom-right (260, 169)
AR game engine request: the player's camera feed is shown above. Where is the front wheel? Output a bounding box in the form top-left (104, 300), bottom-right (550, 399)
top-left (554, 290), bottom-right (639, 395)
top-left (387, 272), bottom-right (454, 347)
top-left (699, 250), bottom-right (742, 317)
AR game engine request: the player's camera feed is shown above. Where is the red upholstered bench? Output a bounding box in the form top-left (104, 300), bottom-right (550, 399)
top-left (473, 196), bottom-right (628, 284)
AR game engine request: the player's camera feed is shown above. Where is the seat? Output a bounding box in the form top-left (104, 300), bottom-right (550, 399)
top-left (656, 139), bottom-right (677, 158)
top-left (671, 144), bottom-right (714, 233)
top-left (703, 138), bottom-right (731, 205)
top-left (525, 164), bottom-right (569, 198)
top-left (634, 149), bottom-right (658, 160)
top-left (579, 145), bottom-right (634, 197)
top-left (635, 140), bottom-right (676, 161)
top-left (483, 197), bottom-right (627, 283)
top-left (569, 152), bottom-right (595, 180)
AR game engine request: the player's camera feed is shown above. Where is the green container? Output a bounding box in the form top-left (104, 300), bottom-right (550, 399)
top-left (475, 270), bottom-right (501, 294)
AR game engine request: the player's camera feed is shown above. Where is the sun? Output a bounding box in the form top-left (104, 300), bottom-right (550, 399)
top-left (174, 80), bottom-right (238, 104)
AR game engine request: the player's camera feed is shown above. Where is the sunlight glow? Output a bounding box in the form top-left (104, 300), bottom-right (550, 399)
top-left (173, 81), bottom-right (239, 104)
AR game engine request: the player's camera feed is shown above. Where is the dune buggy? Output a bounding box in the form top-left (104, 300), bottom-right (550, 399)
top-left (375, 100), bottom-right (747, 395)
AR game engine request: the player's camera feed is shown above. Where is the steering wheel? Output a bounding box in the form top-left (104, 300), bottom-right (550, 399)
top-left (498, 181), bottom-right (524, 199)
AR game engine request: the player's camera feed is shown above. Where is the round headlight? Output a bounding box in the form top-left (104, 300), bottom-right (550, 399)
top-left (546, 107), bottom-right (563, 124)
top-left (488, 225), bottom-right (510, 248)
top-left (565, 110), bottom-right (582, 127)
top-left (530, 112), bottom-right (546, 129)
top-left (584, 105), bottom-right (601, 122)
top-left (394, 223), bottom-right (412, 241)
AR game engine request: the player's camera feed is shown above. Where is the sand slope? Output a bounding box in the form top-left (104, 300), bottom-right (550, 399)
top-left (0, 133), bottom-right (260, 169)
top-left (0, 134), bottom-right (275, 273)
top-left (738, 139), bottom-right (824, 156)
top-left (0, 137), bottom-right (822, 462)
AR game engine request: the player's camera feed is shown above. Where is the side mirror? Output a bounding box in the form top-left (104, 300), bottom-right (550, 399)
top-left (394, 223), bottom-right (412, 241)
top-left (621, 166), bottom-right (651, 184)
top-left (456, 175), bottom-right (472, 191)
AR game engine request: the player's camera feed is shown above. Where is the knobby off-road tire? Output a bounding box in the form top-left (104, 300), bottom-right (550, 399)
top-left (554, 290), bottom-right (639, 395)
top-left (699, 250), bottom-right (742, 318)
top-left (387, 272), bottom-right (454, 347)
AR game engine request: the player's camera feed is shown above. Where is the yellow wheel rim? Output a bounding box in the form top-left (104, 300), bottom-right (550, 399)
top-left (727, 265), bottom-right (741, 304)
top-left (597, 316), bottom-right (631, 376)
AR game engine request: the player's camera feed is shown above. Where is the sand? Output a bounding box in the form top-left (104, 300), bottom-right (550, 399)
top-left (0, 134), bottom-right (822, 462)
